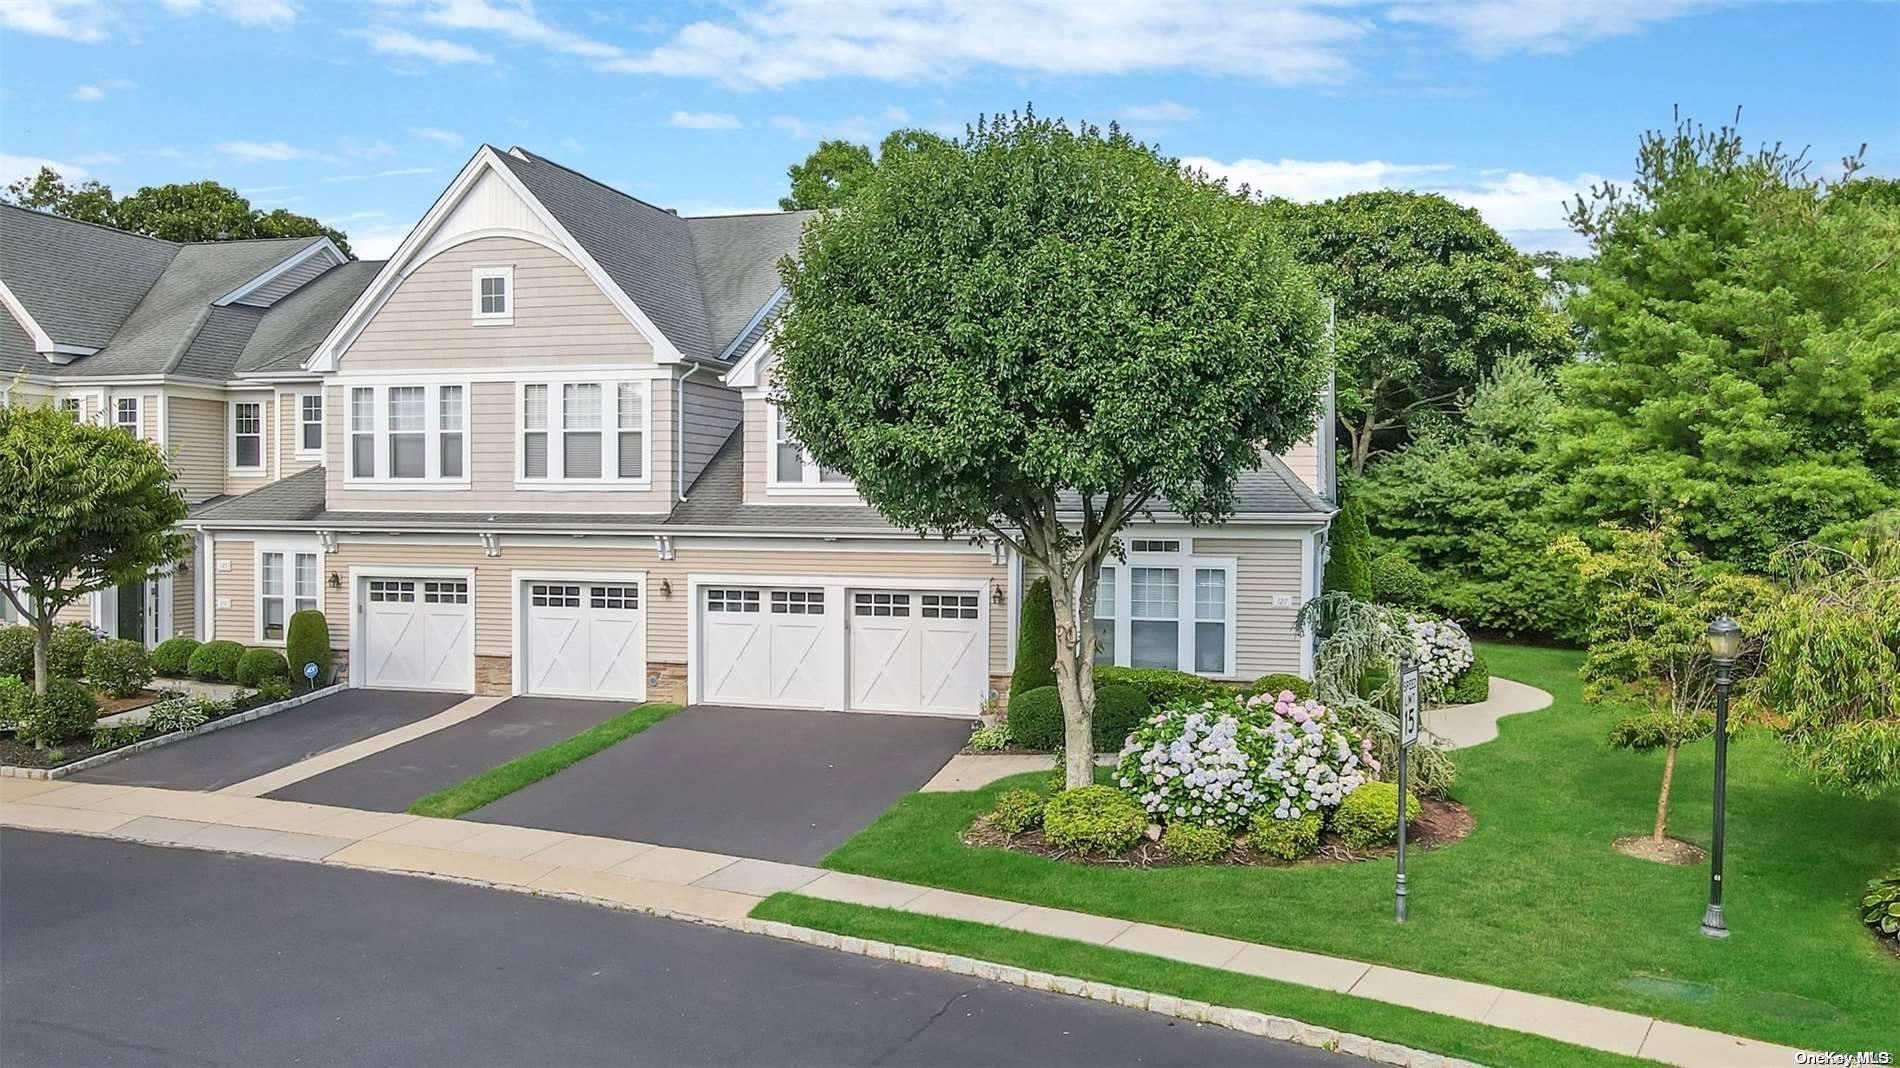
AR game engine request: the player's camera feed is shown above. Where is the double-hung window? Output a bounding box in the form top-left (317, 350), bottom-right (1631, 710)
top-left (299, 393), bottom-right (323, 453)
top-left (439, 386), bottom-right (464, 479)
top-left (343, 383), bottom-right (471, 484)
top-left (387, 387), bottom-right (426, 478)
top-left (114, 397), bottom-right (140, 436)
top-left (350, 388), bottom-right (375, 478)
top-left (58, 397), bottom-right (82, 421)
top-left (768, 403), bottom-right (851, 489)
top-left (1087, 541), bottom-right (1235, 678)
top-left (258, 548), bottom-right (319, 642)
top-left (232, 401), bottom-right (263, 470)
top-left (517, 378), bottom-right (648, 484)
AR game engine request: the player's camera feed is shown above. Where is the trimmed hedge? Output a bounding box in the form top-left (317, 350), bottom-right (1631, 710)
top-left (1093, 665), bottom-right (1224, 711)
top-left (1241, 672), bottom-right (1312, 702)
top-left (1006, 685), bottom-right (1063, 750)
top-left (85, 639), bottom-right (153, 698)
top-left (1250, 809), bottom-right (1322, 860)
top-left (0, 625), bottom-right (35, 679)
top-left (1333, 780), bottom-right (1420, 852)
top-left (988, 789), bottom-right (1046, 833)
top-left (1011, 577), bottom-right (1057, 696)
top-left (1446, 652), bottom-right (1490, 704)
top-left (188, 639), bottom-right (245, 683)
top-left (48, 622), bottom-right (98, 680)
top-left (236, 647), bottom-right (290, 687)
top-left (18, 677), bottom-right (98, 746)
top-left (1042, 785), bottom-right (1147, 854)
top-left (0, 675), bottom-right (30, 728)
top-left (285, 610), bottom-right (332, 688)
top-left (151, 636), bottom-right (200, 677)
top-left (1370, 550), bottom-right (1431, 608)
top-left (1091, 684), bottom-right (1151, 751)
top-left (1162, 822), bottom-right (1232, 863)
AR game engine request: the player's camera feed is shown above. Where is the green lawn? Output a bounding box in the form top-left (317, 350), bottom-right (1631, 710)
top-left (407, 702), bottom-right (683, 818)
top-left (818, 643), bottom-right (1899, 1051)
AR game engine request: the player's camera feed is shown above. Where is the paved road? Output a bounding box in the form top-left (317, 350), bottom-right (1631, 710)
top-left (1, 831), bottom-right (1355, 1067)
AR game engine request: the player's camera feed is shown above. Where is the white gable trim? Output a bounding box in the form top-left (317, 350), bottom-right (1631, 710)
top-left (0, 279), bottom-right (57, 355)
top-left (304, 146), bottom-right (686, 373)
top-left (716, 286), bottom-right (784, 365)
top-left (722, 327), bottom-right (778, 391)
top-left (213, 238), bottom-right (346, 308)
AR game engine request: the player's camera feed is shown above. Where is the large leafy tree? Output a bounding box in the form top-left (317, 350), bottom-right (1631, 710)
top-left (1267, 191), bottom-right (1574, 474)
top-left (773, 110), bottom-right (1328, 786)
top-left (0, 405), bottom-right (190, 694)
top-left (1554, 114), bottom-right (1900, 569)
top-left (4, 167), bottom-right (352, 256)
top-left (778, 129), bottom-right (953, 210)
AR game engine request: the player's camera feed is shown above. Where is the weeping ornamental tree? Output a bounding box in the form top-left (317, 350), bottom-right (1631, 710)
top-left (773, 110), bottom-right (1329, 787)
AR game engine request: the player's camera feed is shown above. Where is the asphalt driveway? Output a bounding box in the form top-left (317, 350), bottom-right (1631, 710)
top-left (266, 696), bottom-right (629, 811)
top-left (469, 703), bottom-right (972, 864)
top-left (72, 689), bottom-right (464, 792)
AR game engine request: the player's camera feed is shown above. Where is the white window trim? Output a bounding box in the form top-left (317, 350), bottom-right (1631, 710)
top-left (765, 400), bottom-right (857, 497)
top-left (513, 376), bottom-right (652, 490)
top-left (296, 391), bottom-right (324, 458)
top-left (229, 398), bottom-right (266, 474)
top-left (1093, 543), bottom-right (1239, 680)
top-left (254, 540), bottom-right (322, 646)
top-left (341, 382), bottom-right (473, 490)
top-left (112, 394), bottom-right (142, 437)
top-left (471, 265), bottom-right (514, 326)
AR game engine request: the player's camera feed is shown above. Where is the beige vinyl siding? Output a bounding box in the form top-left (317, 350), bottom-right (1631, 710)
top-left (211, 540), bottom-right (255, 642)
top-left (324, 377), bottom-right (675, 514)
top-left (53, 597), bottom-right (92, 625)
top-left (132, 392), bottom-right (159, 442)
top-left (166, 395), bottom-right (226, 503)
top-left (172, 569), bottom-right (195, 642)
top-left (224, 393), bottom-right (276, 497)
top-left (278, 389), bottom-right (322, 477)
top-left (338, 237), bottom-right (654, 372)
top-left (1194, 537), bottom-right (1305, 677)
top-left (680, 376), bottom-right (741, 490)
top-left (1278, 430), bottom-right (1322, 494)
top-left (742, 398), bottom-right (768, 504)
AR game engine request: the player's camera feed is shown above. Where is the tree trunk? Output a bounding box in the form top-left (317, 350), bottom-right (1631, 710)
top-left (32, 611), bottom-right (51, 698)
top-left (1652, 741), bottom-right (1678, 842)
top-left (1348, 409), bottom-right (1377, 476)
top-left (1045, 566), bottom-right (1095, 789)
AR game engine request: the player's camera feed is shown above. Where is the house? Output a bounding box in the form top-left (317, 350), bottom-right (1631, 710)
top-left (1, 146), bottom-right (1336, 715)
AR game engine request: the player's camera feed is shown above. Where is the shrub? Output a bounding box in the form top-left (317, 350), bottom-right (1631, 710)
top-left (0, 674), bottom-right (30, 728)
top-left (1091, 684), bottom-right (1150, 751)
top-left (1241, 673), bottom-right (1312, 702)
top-left (254, 677), bottom-right (292, 704)
top-left (188, 640), bottom-right (245, 682)
top-left (143, 695), bottom-right (211, 736)
top-left (1094, 665), bottom-right (1224, 711)
top-left (0, 624), bottom-right (34, 679)
top-left (1370, 551), bottom-right (1431, 608)
top-left (48, 622), bottom-right (99, 680)
top-left (1333, 780), bottom-right (1420, 852)
top-left (151, 636), bottom-right (200, 677)
top-left (285, 610), bottom-right (332, 688)
top-left (1446, 652), bottom-right (1490, 705)
top-left (967, 721), bottom-right (1010, 751)
top-left (236, 647), bottom-right (289, 687)
top-left (1323, 491), bottom-right (1372, 599)
top-left (1006, 685), bottom-right (1064, 750)
top-left (91, 722), bottom-right (147, 750)
top-left (1011, 577), bottom-right (1057, 696)
top-left (1162, 822), bottom-right (1231, 863)
top-left (17, 678), bottom-right (98, 746)
top-left (1862, 865), bottom-right (1900, 943)
top-left (1249, 809), bottom-right (1323, 860)
top-left (1041, 785), bottom-right (1147, 854)
top-left (988, 788), bottom-right (1046, 833)
top-left (85, 639), bottom-right (153, 698)
top-left (1406, 615), bottom-right (1474, 697)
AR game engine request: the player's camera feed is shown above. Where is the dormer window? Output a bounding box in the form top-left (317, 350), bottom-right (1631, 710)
top-left (472, 265), bottom-right (513, 325)
top-left (768, 403), bottom-right (852, 491)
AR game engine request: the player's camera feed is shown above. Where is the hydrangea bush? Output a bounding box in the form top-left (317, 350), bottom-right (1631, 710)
top-left (1244, 691), bottom-right (1374, 822)
top-left (1407, 615), bottom-right (1474, 696)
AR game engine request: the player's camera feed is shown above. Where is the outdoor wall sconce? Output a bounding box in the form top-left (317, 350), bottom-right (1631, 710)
top-left (659, 579), bottom-right (672, 599)
top-left (327, 572), bottom-right (342, 589)
top-left (991, 583), bottom-right (1005, 605)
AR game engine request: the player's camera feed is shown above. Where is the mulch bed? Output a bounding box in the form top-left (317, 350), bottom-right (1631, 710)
top-left (1612, 834), bottom-right (1707, 866)
top-left (0, 735), bottom-right (117, 770)
top-left (962, 795), bottom-right (1474, 869)
top-left (95, 690), bottom-right (162, 716)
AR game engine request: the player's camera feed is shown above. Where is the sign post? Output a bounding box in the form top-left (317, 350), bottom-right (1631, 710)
top-left (1396, 657), bottom-right (1420, 923)
top-left (303, 662), bottom-right (319, 692)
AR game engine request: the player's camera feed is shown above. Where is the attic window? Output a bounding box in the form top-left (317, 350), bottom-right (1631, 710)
top-left (472, 266), bottom-right (512, 325)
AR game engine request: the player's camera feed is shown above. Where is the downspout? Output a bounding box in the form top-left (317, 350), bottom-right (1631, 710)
top-left (676, 363), bottom-right (700, 502)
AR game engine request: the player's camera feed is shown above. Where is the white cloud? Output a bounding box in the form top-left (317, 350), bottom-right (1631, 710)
top-left (669, 110), bottom-right (742, 130)
top-left (410, 126), bottom-right (464, 144)
top-left (159, 0), bottom-right (298, 28)
top-left (348, 223), bottom-right (414, 260)
top-left (421, 0), bottom-right (621, 59)
top-left (0, 0), bottom-right (107, 42)
top-left (0, 151), bottom-right (88, 187)
top-left (70, 77), bottom-right (133, 102)
top-left (1182, 156), bottom-right (1454, 201)
top-left (1119, 101), bottom-right (1197, 124)
top-left (322, 166), bottom-right (436, 183)
top-left (72, 151), bottom-right (119, 164)
top-left (363, 28), bottom-right (492, 64)
top-left (216, 140), bottom-right (319, 161)
top-left (604, 0), bottom-right (1364, 88)
top-left (770, 106), bottom-right (910, 144)
top-left (1387, 0), bottom-right (1727, 55)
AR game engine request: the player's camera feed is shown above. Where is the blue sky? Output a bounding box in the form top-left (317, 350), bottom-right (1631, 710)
top-left (2, 0), bottom-right (1895, 259)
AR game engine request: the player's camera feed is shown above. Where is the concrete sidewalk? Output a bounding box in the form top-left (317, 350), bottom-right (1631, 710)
top-left (0, 777), bottom-right (1798, 1068)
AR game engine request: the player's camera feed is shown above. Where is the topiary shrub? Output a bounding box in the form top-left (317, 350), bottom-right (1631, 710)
top-left (1370, 550), bottom-right (1431, 608)
top-left (0, 674), bottom-right (30, 728)
top-left (0, 624), bottom-right (35, 679)
top-left (17, 678), bottom-right (98, 746)
top-left (1011, 577), bottom-right (1057, 697)
top-left (1862, 865), bottom-right (1900, 945)
top-left (1323, 492), bottom-right (1372, 600)
top-left (1005, 685), bottom-right (1064, 750)
top-left (236, 647), bottom-right (289, 687)
top-left (1333, 780), bottom-right (1420, 852)
top-left (1093, 665), bottom-right (1224, 711)
top-left (988, 788), bottom-right (1046, 833)
top-left (188, 639), bottom-right (245, 683)
top-left (1241, 672), bottom-right (1311, 702)
top-left (151, 636), bottom-right (200, 677)
top-left (1162, 822), bottom-right (1231, 863)
top-left (285, 610), bottom-right (332, 688)
top-left (1042, 785), bottom-right (1147, 855)
top-left (1446, 651), bottom-right (1490, 705)
top-left (1091, 684), bottom-right (1150, 751)
top-left (1249, 809), bottom-right (1323, 860)
top-left (47, 622), bottom-right (99, 680)
top-left (85, 639), bottom-right (153, 698)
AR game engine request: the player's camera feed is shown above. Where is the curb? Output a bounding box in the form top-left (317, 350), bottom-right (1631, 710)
top-left (0, 684), bottom-right (345, 780)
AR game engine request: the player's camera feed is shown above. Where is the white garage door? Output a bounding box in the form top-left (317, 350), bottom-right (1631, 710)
top-left (522, 581), bottom-right (647, 701)
top-left (849, 590), bottom-right (986, 715)
top-left (699, 586), bottom-right (840, 709)
top-left (359, 577), bottom-right (473, 692)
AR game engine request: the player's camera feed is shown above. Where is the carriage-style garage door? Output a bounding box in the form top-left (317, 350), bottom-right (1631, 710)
top-left (698, 586), bottom-right (839, 709)
top-left (847, 590), bottom-right (986, 715)
top-left (358, 577), bottom-right (473, 692)
top-left (522, 580), bottom-right (648, 701)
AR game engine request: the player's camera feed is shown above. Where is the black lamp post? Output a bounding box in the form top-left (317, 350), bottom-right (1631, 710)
top-left (1700, 615), bottom-right (1743, 939)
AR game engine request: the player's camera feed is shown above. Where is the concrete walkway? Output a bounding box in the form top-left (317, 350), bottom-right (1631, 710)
top-left (0, 777), bottom-right (1796, 1068)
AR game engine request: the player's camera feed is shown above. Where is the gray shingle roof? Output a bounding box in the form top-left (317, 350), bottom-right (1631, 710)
top-left (1056, 452), bottom-right (1333, 521)
top-left (235, 259), bottom-right (381, 374)
top-left (188, 465), bottom-right (326, 522)
top-left (0, 309), bottom-right (37, 374)
top-left (666, 422), bottom-right (898, 530)
top-left (685, 211), bottom-right (811, 356)
top-left (0, 204), bottom-right (177, 352)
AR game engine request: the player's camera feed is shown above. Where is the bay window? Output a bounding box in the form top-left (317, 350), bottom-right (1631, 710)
top-left (1087, 543), bottom-right (1235, 678)
top-left (516, 378), bottom-right (648, 484)
top-left (342, 383), bottom-right (471, 485)
top-left (258, 548), bottom-right (319, 642)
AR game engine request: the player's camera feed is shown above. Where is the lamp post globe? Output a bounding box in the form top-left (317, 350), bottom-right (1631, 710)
top-left (1700, 615), bottom-right (1742, 939)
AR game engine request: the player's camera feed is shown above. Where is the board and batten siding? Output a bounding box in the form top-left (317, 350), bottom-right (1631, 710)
top-left (211, 540), bottom-right (255, 643)
top-left (680, 377), bottom-right (741, 490)
top-left (166, 395), bottom-right (227, 503)
top-left (1194, 537), bottom-right (1306, 677)
top-left (336, 237), bottom-right (655, 372)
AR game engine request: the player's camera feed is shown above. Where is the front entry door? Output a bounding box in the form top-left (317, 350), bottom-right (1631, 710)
top-left (115, 579), bottom-right (147, 645)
